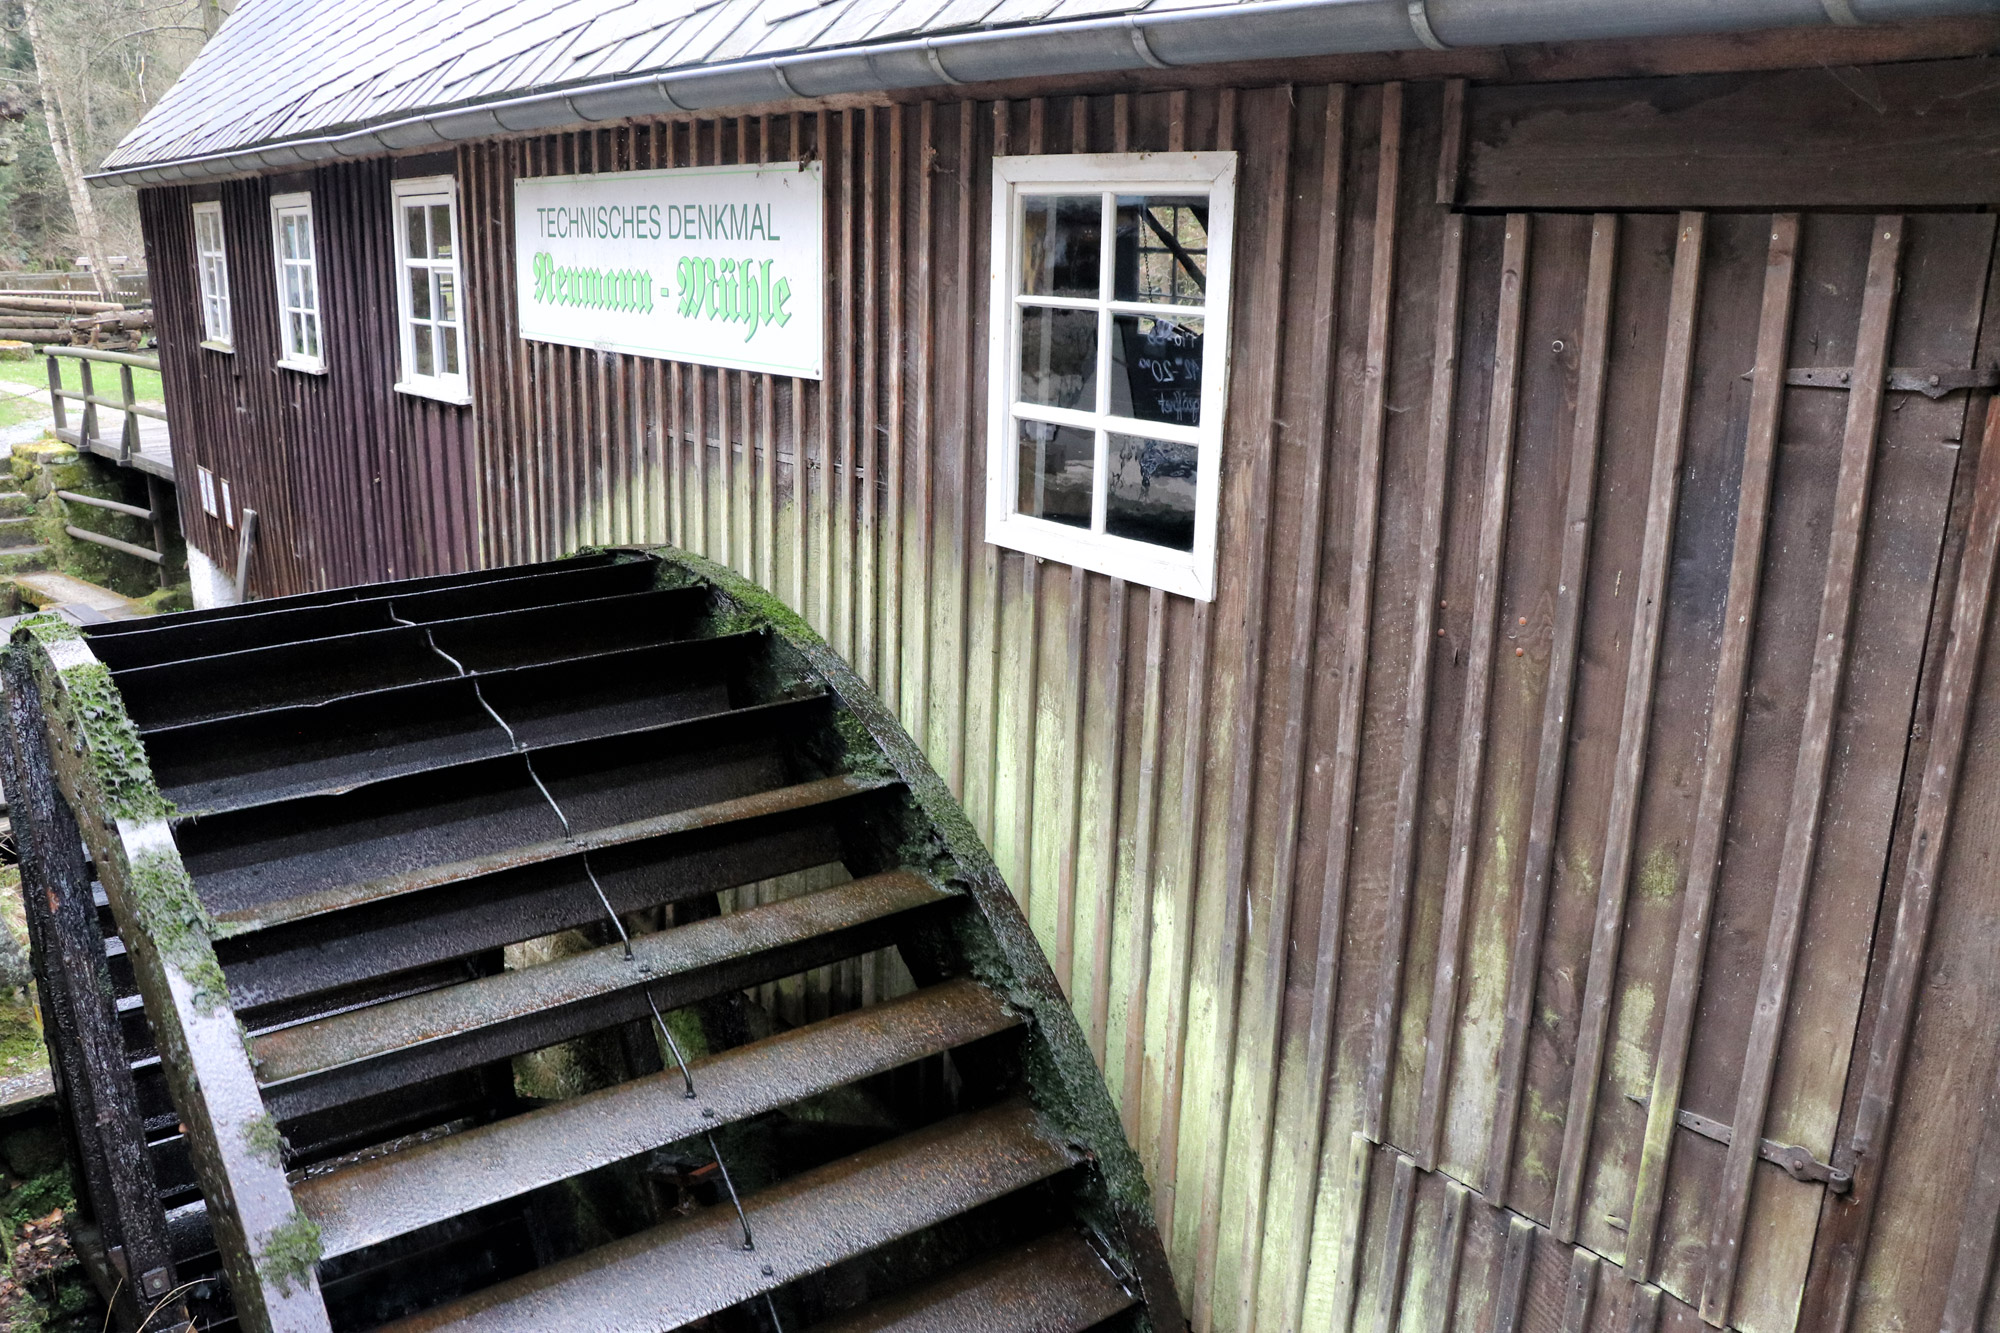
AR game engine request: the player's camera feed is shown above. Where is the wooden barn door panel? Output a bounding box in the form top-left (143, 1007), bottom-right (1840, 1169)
top-left (1657, 212), bottom-right (1994, 1333)
top-left (1374, 207), bottom-right (1994, 1333)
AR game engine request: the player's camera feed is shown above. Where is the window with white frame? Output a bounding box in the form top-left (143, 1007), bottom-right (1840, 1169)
top-left (391, 176), bottom-right (468, 403)
top-left (269, 192), bottom-right (323, 372)
top-left (986, 152), bottom-right (1236, 601)
top-left (192, 202), bottom-right (232, 349)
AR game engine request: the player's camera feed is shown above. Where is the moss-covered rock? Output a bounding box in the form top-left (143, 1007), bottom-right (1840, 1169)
top-left (7, 441), bottom-right (183, 598)
top-left (135, 585), bottom-right (191, 615)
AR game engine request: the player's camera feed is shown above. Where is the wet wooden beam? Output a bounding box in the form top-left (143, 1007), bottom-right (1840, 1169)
top-left (1624, 212), bottom-right (1799, 1281)
top-left (1485, 212), bottom-right (1617, 1205)
top-left (1121, 582), bottom-right (1168, 1135)
top-left (1700, 216), bottom-right (1904, 1325)
top-left (1561, 1248), bottom-right (1597, 1333)
top-left (1190, 84), bottom-right (1292, 1324)
top-left (1087, 94), bottom-right (1133, 1073)
top-left (1800, 239), bottom-right (2000, 1333)
top-left (1551, 212), bottom-right (1705, 1244)
top-left (1408, 211), bottom-right (1531, 1164)
top-left (909, 100), bottom-right (936, 754)
top-left (1369, 1155), bottom-right (1421, 1333)
top-left (1088, 577), bottom-right (1128, 1057)
top-left (1942, 1050), bottom-right (2000, 1332)
top-left (945, 99), bottom-right (974, 798)
top-left (1235, 78), bottom-right (1356, 1333)
top-left (1493, 1214), bottom-right (1536, 1333)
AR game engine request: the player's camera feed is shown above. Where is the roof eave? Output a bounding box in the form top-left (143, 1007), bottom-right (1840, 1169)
top-left (85, 0), bottom-right (1996, 186)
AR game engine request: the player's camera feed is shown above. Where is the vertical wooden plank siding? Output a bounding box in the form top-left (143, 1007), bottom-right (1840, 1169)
top-left (1552, 213), bottom-right (1705, 1244)
top-left (1624, 214), bottom-right (1800, 1282)
top-left (1484, 214), bottom-right (1616, 1205)
top-left (1234, 78), bottom-right (1353, 1333)
top-left (1406, 212), bottom-right (1529, 1161)
top-left (138, 81), bottom-right (2000, 1333)
top-left (1190, 83), bottom-right (1287, 1330)
top-left (143, 168), bottom-right (480, 597)
top-left (1701, 218), bottom-right (1902, 1327)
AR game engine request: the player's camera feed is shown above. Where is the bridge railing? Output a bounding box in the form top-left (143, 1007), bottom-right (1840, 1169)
top-left (42, 347), bottom-right (172, 583)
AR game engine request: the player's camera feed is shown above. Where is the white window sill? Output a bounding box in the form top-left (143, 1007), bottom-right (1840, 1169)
top-left (986, 515), bottom-right (1211, 601)
top-left (276, 358), bottom-right (327, 376)
top-left (395, 379), bottom-right (472, 407)
top-left (200, 339), bottom-right (234, 354)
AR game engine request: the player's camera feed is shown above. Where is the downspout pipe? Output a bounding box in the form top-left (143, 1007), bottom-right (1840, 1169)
top-left (89, 0), bottom-right (1997, 186)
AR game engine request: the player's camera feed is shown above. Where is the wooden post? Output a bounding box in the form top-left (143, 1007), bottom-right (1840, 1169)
top-left (234, 507), bottom-right (259, 603)
top-left (145, 474), bottom-right (171, 590)
top-left (79, 356), bottom-right (97, 451)
top-left (118, 361), bottom-right (138, 466)
top-left (44, 350), bottom-right (65, 435)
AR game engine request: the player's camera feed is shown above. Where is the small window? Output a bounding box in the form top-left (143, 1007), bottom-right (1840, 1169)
top-left (196, 465), bottom-right (218, 517)
top-left (269, 192), bottom-right (324, 373)
top-left (391, 176), bottom-right (468, 404)
top-left (986, 152), bottom-right (1236, 601)
top-left (192, 202), bottom-right (232, 350)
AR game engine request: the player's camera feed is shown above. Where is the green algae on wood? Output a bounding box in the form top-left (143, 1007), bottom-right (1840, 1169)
top-left (242, 1114), bottom-right (286, 1171)
top-left (125, 849), bottom-right (228, 1013)
top-left (258, 1207), bottom-right (324, 1296)
top-left (20, 618), bottom-right (175, 824)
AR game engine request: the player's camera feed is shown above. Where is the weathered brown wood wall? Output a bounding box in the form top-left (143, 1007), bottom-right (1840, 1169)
top-left (143, 165), bottom-right (480, 595)
top-left (442, 83), bottom-right (2000, 1332)
top-left (143, 63), bottom-right (2000, 1333)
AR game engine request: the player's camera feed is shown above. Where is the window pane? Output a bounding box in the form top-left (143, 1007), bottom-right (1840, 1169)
top-left (1111, 313), bottom-right (1203, 426)
top-left (1107, 434), bottom-right (1197, 551)
top-left (284, 264), bottom-right (303, 309)
top-left (1018, 305), bottom-right (1097, 411)
top-left (436, 270), bottom-right (457, 323)
top-left (288, 311), bottom-right (305, 355)
top-left (1016, 420), bottom-right (1093, 529)
top-left (442, 324), bottom-right (460, 376)
top-left (1115, 195), bottom-right (1208, 306)
top-left (405, 205), bottom-right (428, 260)
top-left (295, 214), bottom-right (313, 262)
top-left (1021, 195), bottom-right (1100, 298)
top-left (300, 260), bottom-right (317, 311)
top-left (303, 312), bottom-right (319, 359)
top-left (430, 204), bottom-right (454, 261)
top-left (413, 325), bottom-right (435, 377)
top-left (409, 267), bottom-right (432, 320)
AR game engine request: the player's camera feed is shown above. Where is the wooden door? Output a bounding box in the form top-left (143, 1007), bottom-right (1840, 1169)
top-left (1337, 208), bottom-right (1997, 1333)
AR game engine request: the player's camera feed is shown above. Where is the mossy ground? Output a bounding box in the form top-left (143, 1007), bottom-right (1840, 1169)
top-left (0, 864), bottom-right (49, 1097)
top-left (0, 1157), bottom-right (98, 1333)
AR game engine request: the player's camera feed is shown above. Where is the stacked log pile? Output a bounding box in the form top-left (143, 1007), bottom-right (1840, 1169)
top-left (66, 307), bottom-right (152, 352)
top-left (0, 292), bottom-right (151, 350)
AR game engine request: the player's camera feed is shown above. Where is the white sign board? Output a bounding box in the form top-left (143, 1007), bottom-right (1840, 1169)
top-left (514, 162), bottom-right (824, 378)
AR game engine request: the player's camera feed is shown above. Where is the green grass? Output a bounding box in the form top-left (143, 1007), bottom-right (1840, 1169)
top-left (0, 357), bottom-right (163, 405)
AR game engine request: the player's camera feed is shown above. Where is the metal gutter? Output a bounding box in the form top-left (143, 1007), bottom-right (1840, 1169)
top-left (88, 0), bottom-right (1999, 186)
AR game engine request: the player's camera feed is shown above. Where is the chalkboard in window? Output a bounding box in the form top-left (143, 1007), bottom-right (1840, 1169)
top-left (1112, 313), bottom-right (1204, 427)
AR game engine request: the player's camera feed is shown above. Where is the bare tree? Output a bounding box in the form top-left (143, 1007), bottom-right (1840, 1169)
top-left (21, 0), bottom-right (116, 295)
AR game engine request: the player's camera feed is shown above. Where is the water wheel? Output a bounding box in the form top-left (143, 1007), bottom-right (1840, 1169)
top-left (1, 548), bottom-right (1180, 1333)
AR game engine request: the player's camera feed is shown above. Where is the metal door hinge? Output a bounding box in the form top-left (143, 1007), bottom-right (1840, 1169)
top-left (1676, 1108), bottom-right (1853, 1194)
top-left (1778, 365), bottom-right (2000, 399)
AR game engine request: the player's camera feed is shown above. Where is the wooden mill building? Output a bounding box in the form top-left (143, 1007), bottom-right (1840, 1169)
top-left (94, 0), bottom-right (2000, 1328)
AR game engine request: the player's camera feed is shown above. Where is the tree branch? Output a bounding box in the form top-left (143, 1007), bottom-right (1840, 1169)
top-left (87, 25), bottom-right (209, 67)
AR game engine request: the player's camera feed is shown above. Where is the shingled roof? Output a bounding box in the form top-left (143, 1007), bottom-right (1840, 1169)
top-left (101, 0), bottom-right (1282, 179)
top-left (97, 0), bottom-right (1996, 185)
